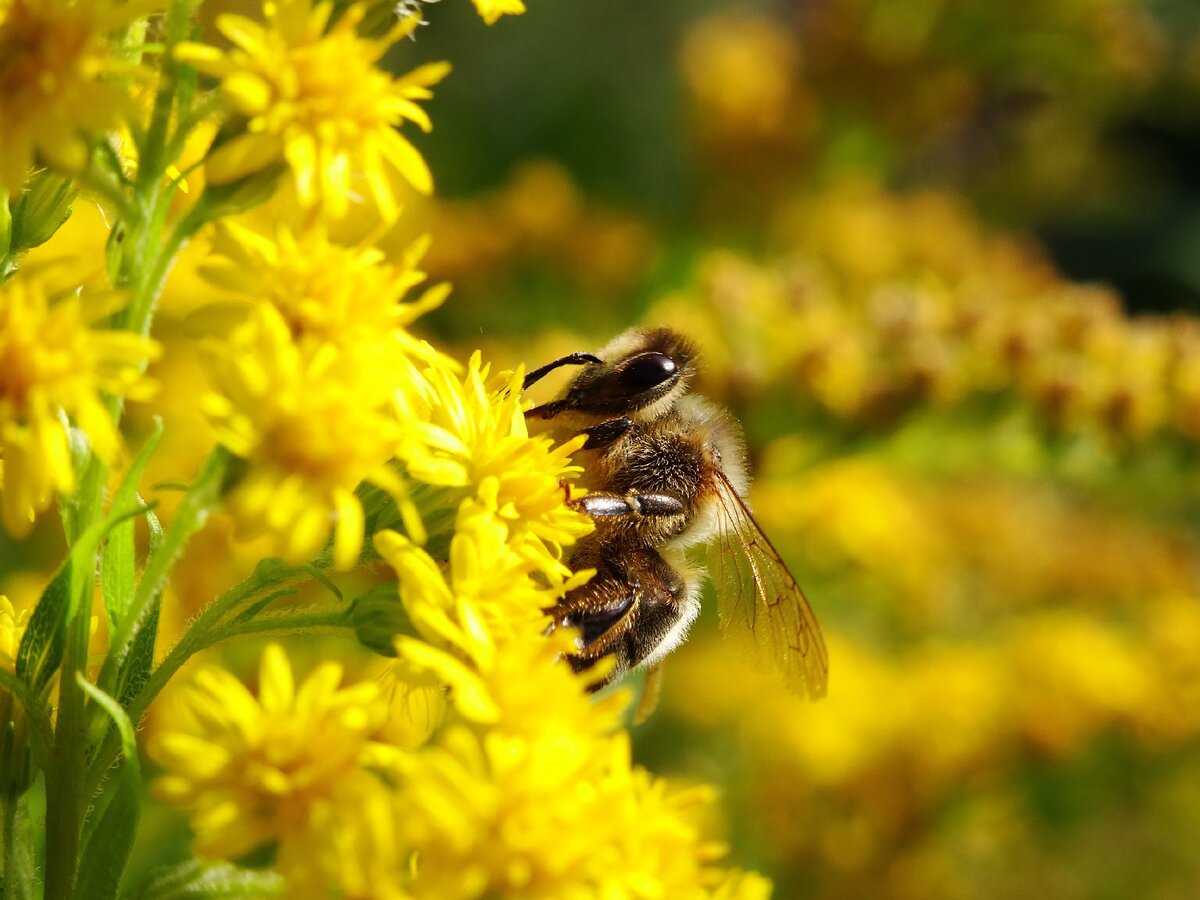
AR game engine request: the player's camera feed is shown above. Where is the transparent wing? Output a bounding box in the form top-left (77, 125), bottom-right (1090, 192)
top-left (710, 470), bottom-right (829, 700)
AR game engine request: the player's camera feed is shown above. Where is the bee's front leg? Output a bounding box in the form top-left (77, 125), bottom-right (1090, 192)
top-left (578, 417), bottom-right (633, 450)
top-left (522, 352), bottom-right (602, 391)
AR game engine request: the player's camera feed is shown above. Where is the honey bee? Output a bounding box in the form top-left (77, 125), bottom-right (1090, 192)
top-left (523, 327), bottom-right (828, 701)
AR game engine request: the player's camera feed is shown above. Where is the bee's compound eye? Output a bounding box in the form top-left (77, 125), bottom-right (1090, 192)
top-left (618, 353), bottom-right (678, 393)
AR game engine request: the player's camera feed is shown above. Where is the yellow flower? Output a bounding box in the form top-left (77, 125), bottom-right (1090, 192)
top-left (199, 220), bottom-right (450, 352)
top-left (378, 498), bottom-right (551, 667)
top-left (0, 595), bottom-right (28, 674)
top-left (378, 496), bottom-right (598, 718)
top-left (149, 644), bottom-right (400, 862)
top-left (0, 0), bottom-right (145, 193)
top-left (177, 0), bottom-right (450, 221)
top-left (681, 13), bottom-right (802, 137)
top-left (395, 633), bottom-right (735, 899)
top-left (0, 261), bottom-right (159, 537)
top-left (202, 304), bottom-right (423, 569)
top-left (410, 354), bottom-right (593, 571)
top-left (470, 0), bottom-right (527, 26)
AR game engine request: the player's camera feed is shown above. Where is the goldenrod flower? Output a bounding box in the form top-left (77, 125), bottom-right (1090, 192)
top-left (0, 261), bottom-right (159, 537)
top-left (394, 632), bottom-right (735, 899)
top-left (200, 220), bottom-right (450, 352)
top-left (177, 0), bottom-right (450, 220)
top-left (0, 0), bottom-right (145, 193)
top-left (378, 497), bottom-right (594, 721)
top-left (202, 304), bottom-right (421, 568)
top-left (410, 354), bottom-right (593, 569)
top-left (379, 499), bottom-right (548, 664)
top-left (149, 644), bottom-right (400, 862)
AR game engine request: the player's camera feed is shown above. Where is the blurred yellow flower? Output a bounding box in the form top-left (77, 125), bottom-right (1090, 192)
top-left (0, 0), bottom-right (145, 192)
top-left (200, 220), bottom-right (450, 353)
top-left (470, 0), bottom-right (526, 26)
top-left (176, 0), bottom-right (449, 221)
top-left (0, 261), bottom-right (159, 536)
top-left (681, 13), bottom-right (802, 137)
top-left (150, 644), bottom-right (399, 858)
top-left (0, 595), bottom-right (28, 673)
top-left (201, 304), bottom-right (420, 568)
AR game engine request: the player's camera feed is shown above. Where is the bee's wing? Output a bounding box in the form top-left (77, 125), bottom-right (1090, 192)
top-left (710, 470), bottom-right (829, 700)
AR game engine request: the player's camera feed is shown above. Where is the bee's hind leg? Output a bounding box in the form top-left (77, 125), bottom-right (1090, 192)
top-left (571, 491), bottom-right (685, 519)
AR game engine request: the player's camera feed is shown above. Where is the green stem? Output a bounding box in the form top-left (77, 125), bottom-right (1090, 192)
top-left (122, 197), bottom-right (209, 338)
top-left (1, 791), bottom-right (12, 896)
top-left (43, 449), bottom-right (110, 900)
top-left (76, 149), bottom-right (135, 222)
top-left (0, 786), bottom-right (28, 900)
top-left (83, 562), bottom-right (312, 802)
top-left (211, 606), bottom-right (354, 643)
top-left (95, 447), bottom-right (228, 704)
top-left (136, 0), bottom-right (196, 197)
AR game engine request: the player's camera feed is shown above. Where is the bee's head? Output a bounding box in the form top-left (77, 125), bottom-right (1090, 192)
top-left (526, 327), bottom-right (698, 422)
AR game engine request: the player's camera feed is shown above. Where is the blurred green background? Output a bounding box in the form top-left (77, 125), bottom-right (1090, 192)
top-left (396, 1), bottom-right (1200, 897)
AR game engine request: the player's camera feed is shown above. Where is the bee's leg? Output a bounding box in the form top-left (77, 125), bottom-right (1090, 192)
top-left (633, 663), bottom-right (665, 724)
top-left (579, 417), bottom-right (633, 450)
top-left (572, 492), bottom-right (686, 519)
top-left (522, 352), bottom-right (602, 391)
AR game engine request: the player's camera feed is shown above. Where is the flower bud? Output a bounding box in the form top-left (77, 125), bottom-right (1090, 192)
top-left (351, 583), bottom-right (412, 657)
top-left (9, 171), bottom-right (78, 253)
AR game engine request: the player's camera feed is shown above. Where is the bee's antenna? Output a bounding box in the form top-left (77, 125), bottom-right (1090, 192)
top-left (522, 352), bottom-right (602, 391)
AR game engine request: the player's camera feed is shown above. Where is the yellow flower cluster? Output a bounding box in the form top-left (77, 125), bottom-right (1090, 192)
top-left (0, 260), bottom-right (158, 536)
top-left (0, 0), bottom-right (147, 193)
top-left (135, 6), bottom-right (767, 893)
top-left (153, 367), bottom-right (762, 895)
top-left (677, 4), bottom-right (1166, 214)
top-left (194, 215), bottom-right (456, 570)
top-left (176, 0), bottom-right (449, 221)
top-left (666, 588), bottom-right (1200, 892)
top-left (653, 435), bottom-right (1200, 896)
top-left (650, 178), bottom-right (1200, 448)
top-left (152, 220), bottom-right (763, 890)
top-left (0, 2), bottom-right (776, 895)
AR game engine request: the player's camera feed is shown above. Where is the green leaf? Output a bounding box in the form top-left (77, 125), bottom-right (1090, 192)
top-left (228, 588), bottom-right (299, 626)
top-left (117, 603), bottom-right (159, 709)
top-left (18, 502), bottom-right (155, 696)
top-left (0, 794), bottom-right (37, 900)
top-left (0, 670), bottom-right (53, 764)
top-left (102, 420), bottom-right (164, 630)
top-left (146, 502), bottom-right (165, 556)
top-left (14, 562), bottom-right (70, 695)
top-left (139, 860), bottom-right (282, 899)
top-left (8, 171), bottom-right (79, 252)
top-left (75, 676), bottom-right (140, 900)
